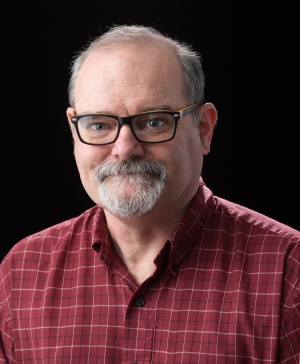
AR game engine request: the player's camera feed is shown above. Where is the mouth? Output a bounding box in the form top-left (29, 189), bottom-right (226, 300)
top-left (94, 160), bottom-right (167, 185)
top-left (98, 171), bottom-right (157, 183)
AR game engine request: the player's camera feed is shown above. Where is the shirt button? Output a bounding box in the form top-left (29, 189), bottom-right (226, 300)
top-left (135, 298), bottom-right (145, 307)
top-left (171, 263), bottom-right (179, 271)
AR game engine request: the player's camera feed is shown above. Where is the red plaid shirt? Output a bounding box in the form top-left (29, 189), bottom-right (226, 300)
top-left (1, 180), bottom-right (300, 363)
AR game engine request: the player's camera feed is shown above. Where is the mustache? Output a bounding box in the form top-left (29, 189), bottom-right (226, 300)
top-left (94, 159), bottom-right (167, 183)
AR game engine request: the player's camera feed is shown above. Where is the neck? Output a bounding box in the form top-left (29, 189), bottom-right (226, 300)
top-left (102, 178), bottom-right (201, 285)
top-left (104, 204), bottom-right (185, 285)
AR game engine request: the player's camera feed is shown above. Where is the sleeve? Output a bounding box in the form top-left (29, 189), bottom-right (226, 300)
top-left (277, 240), bottom-right (300, 363)
top-left (0, 260), bottom-right (15, 364)
top-left (0, 319), bottom-right (13, 364)
top-left (278, 294), bottom-right (300, 363)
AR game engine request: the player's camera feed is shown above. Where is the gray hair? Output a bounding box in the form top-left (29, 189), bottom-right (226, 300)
top-left (68, 25), bottom-right (205, 119)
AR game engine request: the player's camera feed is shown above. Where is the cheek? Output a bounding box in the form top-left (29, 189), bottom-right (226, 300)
top-left (73, 143), bottom-right (110, 205)
top-left (73, 142), bottom-right (106, 178)
top-left (176, 134), bottom-right (203, 177)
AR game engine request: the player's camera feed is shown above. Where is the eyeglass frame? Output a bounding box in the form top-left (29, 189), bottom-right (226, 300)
top-left (70, 103), bottom-right (199, 146)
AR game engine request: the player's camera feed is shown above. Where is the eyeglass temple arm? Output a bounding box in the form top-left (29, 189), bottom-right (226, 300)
top-left (180, 104), bottom-right (199, 117)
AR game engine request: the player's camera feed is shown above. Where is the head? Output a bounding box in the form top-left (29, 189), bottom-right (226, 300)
top-left (67, 25), bottom-right (217, 218)
top-left (69, 25), bottom-right (205, 124)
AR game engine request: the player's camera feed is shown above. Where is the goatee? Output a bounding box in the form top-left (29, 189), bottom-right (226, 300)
top-left (94, 159), bottom-right (167, 217)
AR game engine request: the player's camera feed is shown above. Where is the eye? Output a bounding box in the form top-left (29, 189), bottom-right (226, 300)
top-left (146, 118), bottom-right (165, 128)
top-left (133, 113), bottom-right (174, 134)
top-left (79, 116), bottom-right (117, 132)
top-left (92, 123), bottom-right (106, 130)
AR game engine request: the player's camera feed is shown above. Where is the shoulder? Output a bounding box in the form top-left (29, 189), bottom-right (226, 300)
top-left (0, 206), bottom-right (103, 313)
top-left (25, 205), bottom-right (101, 240)
top-left (213, 195), bottom-right (300, 241)
top-left (0, 205), bottom-right (102, 271)
top-left (213, 195), bottom-right (300, 300)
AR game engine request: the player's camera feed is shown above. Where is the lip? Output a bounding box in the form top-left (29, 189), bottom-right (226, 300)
top-left (99, 171), bottom-right (162, 184)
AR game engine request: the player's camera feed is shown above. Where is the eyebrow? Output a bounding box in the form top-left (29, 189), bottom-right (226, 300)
top-left (78, 105), bottom-right (175, 116)
top-left (138, 105), bottom-right (174, 113)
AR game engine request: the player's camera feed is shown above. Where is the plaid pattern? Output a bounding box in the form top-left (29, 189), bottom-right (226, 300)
top-left (1, 180), bottom-right (300, 363)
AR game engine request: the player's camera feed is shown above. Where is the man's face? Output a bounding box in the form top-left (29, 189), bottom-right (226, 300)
top-left (67, 42), bottom-right (216, 217)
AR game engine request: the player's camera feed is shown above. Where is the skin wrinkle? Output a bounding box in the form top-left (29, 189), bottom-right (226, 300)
top-left (77, 105), bottom-right (176, 117)
top-left (78, 94), bottom-right (168, 115)
top-left (113, 87), bottom-right (166, 99)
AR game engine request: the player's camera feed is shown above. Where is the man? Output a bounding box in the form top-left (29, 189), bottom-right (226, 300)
top-left (0, 25), bottom-right (299, 363)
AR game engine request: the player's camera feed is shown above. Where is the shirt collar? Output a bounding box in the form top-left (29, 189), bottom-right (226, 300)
top-left (165, 178), bottom-right (215, 273)
top-left (91, 208), bottom-right (117, 268)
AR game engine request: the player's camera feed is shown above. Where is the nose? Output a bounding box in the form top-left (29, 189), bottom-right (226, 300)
top-left (110, 124), bottom-right (145, 160)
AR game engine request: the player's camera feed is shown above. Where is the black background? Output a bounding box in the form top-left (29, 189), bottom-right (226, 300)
top-left (1, 1), bottom-right (299, 261)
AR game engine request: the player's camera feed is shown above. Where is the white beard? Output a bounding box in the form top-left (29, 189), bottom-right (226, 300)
top-left (94, 159), bottom-right (167, 217)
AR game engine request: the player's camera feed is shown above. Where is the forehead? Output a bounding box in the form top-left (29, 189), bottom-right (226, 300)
top-left (74, 43), bottom-right (187, 112)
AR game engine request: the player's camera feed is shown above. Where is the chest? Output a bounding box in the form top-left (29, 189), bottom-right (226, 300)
top-left (11, 252), bottom-right (282, 364)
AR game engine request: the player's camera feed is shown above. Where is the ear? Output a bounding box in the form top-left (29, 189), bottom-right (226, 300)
top-left (66, 107), bottom-right (76, 135)
top-left (197, 103), bottom-right (218, 155)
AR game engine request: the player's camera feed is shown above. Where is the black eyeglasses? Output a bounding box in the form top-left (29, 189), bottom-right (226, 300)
top-left (71, 104), bottom-right (198, 145)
